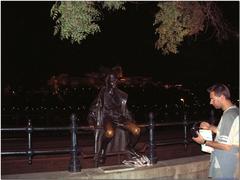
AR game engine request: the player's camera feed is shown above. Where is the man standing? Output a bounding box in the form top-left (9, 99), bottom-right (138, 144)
top-left (193, 83), bottom-right (239, 179)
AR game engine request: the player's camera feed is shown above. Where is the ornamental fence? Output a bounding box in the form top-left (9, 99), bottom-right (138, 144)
top-left (1, 112), bottom-right (197, 172)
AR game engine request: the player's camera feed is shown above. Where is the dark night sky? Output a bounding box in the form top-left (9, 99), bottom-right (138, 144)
top-left (1, 1), bottom-right (239, 87)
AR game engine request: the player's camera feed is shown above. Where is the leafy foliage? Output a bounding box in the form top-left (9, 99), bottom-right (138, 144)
top-left (154, 2), bottom-right (205, 54)
top-left (50, 1), bottom-right (126, 44)
top-left (50, 1), bottom-right (101, 44)
top-left (102, 1), bottom-right (126, 11)
top-left (50, 1), bottom-right (237, 54)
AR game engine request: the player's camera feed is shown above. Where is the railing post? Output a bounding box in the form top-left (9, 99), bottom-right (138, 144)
top-left (149, 112), bottom-right (157, 164)
top-left (68, 113), bottom-right (81, 172)
top-left (26, 119), bottom-right (33, 164)
top-left (181, 98), bottom-right (188, 150)
top-left (183, 112), bottom-right (188, 150)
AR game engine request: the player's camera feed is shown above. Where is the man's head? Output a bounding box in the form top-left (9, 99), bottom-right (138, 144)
top-left (207, 84), bottom-right (231, 109)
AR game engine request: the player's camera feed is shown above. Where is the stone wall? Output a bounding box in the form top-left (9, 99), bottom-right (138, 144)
top-left (2, 155), bottom-right (210, 179)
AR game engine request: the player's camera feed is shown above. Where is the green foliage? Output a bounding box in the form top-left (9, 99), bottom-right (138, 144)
top-left (102, 1), bottom-right (126, 10)
top-left (50, 1), bottom-right (126, 44)
top-left (50, 1), bottom-right (101, 44)
top-left (50, 1), bottom-right (237, 55)
top-left (154, 2), bottom-right (205, 54)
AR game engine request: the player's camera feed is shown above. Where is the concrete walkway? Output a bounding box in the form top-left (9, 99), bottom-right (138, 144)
top-left (2, 155), bottom-right (210, 179)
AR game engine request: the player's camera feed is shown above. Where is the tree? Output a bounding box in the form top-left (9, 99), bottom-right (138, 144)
top-left (50, 1), bottom-right (238, 55)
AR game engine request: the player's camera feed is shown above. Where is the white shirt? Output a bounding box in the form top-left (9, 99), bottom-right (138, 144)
top-left (216, 106), bottom-right (239, 146)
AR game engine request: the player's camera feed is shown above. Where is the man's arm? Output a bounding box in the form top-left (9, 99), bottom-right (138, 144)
top-left (192, 132), bottom-right (232, 151)
top-left (205, 140), bottom-right (232, 151)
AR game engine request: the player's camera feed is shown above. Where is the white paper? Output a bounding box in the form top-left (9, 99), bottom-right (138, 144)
top-left (199, 129), bottom-right (214, 153)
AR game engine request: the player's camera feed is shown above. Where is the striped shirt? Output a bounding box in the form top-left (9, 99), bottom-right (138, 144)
top-left (215, 106), bottom-right (239, 146)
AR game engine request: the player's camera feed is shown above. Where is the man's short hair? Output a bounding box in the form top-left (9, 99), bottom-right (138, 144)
top-left (207, 83), bottom-right (231, 99)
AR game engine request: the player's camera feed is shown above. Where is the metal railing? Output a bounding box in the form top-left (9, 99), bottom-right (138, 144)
top-left (1, 112), bottom-right (195, 172)
top-left (1, 113), bottom-right (86, 172)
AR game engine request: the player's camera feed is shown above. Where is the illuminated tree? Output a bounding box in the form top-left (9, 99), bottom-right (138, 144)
top-left (50, 1), bottom-right (125, 43)
top-left (50, 1), bottom-right (238, 55)
top-left (154, 1), bottom-right (238, 54)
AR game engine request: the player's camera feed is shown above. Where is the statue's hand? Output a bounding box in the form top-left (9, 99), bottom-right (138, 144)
top-left (89, 125), bottom-right (95, 130)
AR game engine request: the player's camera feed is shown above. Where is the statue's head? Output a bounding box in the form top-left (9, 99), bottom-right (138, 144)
top-left (105, 73), bottom-right (118, 89)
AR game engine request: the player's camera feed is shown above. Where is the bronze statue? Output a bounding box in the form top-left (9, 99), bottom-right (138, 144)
top-left (87, 68), bottom-right (141, 165)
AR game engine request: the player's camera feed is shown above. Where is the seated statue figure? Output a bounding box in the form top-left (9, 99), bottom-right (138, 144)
top-left (87, 69), bottom-right (141, 166)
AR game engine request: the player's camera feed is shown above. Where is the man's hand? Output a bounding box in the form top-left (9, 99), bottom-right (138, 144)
top-left (200, 122), bottom-right (210, 130)
top-left (192, 131), bottom-right (205, 144)
top-left (200, 121), bottom-right (218, 134)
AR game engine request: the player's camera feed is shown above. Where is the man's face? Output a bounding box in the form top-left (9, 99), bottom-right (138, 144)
top-left (209, 91), bottom-right (222, 109)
